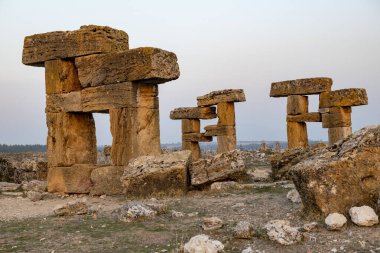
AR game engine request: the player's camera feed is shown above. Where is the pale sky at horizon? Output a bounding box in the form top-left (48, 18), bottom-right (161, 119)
top-left (0, 0), bottom-right (379, 145)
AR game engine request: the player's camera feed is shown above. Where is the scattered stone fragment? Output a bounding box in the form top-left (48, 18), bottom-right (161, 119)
top-left (291, 125), bottom-right (380, 217)
top-left (247, 168), bottom-right (271, 182)
top-left (0, 182), bottom-right (21, 192)
top-left (183, 234), bottom-right (224, 253)
top-left (210, 181), bottom-right (239, 191)
top-left (241, 246), bottom-right (254, 253)
top-left (145, 199), bottom-right (168, 215)
top-left (349, 206), bottom-right (379, 227)
top-left (26, 191), bottom-right (43, 202)
top-left (233, 221), bottom-right (254, 239)
top-left (53, 199), bottom-right (89, 216)
top-left (301, 222), bottom-right (318, 232)
top-left (287, 189), bottom-right (302, 203)
top-left (21, 180), bottom-right (47, 192)
top-left (171, 210), bottom-right (185, 218)
top-left (324, 213), bottom-right (347, 230)
top-left (264, 220), bottom-right (303, 245)
top-left (202, 217), bottom-right (224, 231)
top-left (116, 202), bottom-right (157, 222)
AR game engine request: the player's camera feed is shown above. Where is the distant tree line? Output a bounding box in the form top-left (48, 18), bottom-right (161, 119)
top-left (0, 144), bottom-right (46, 153)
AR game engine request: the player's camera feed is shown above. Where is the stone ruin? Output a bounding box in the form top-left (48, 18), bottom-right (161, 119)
top-left (22, 25), bottom-right (180, 194)
top-left (170, 89), bottom-right (246, 160)
top-left (270, 77), bottom-right (368, 148)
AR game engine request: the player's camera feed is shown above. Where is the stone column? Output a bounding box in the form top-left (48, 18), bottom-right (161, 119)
top-left (182, 119), bottom-right (201, 160)
top-left (216, 102), bottom-right (236, 153)
top-left (286, 95), bottom-right (309, 149)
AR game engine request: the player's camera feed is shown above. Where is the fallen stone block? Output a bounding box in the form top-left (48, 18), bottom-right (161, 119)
top-left (270, 77), bottom-right (332, 97)
top-left (75, 47), bottom-right (179, 87)
top-left (23, 25), bottom-right (129, 66)
top-left (53, 199), bottom-right (89, 216)
top-left (120, 151), bottom-right (191, 197)
top-left (287, 112), bottom-right (321, 122)
top-left (291, 125), bottom-right (380, 217)
top-left (190, 150), bottom-right (246, 187)
top-left (90, 166), bottom-right (125, 196)
top-left (47, 164), bottom-right (96, 193)
top-left (170, 107), bottom-right (217, 120)
top-left (183, 234), bottom-right (224, 253)
top-left (210, 181), bottom-right (239, 191)
top-left (287, 95), bottom-right (308, 115)
top-left (197, 89), bottom-right (246, 107)
top-left (319, 88), bottom-right (368, 108)
top-left (349, 206), bottom-right (379, 227)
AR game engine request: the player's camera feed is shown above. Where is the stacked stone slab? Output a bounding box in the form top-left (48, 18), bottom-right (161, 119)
top-left (170, 89), bottom-right (246, 158)
top-left (22, 25), bottom-right (180, 193)
top-left (270, 77), bottom-right (368, 148)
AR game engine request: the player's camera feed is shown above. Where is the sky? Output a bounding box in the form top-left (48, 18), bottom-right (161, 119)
top-left (0, 0), bottom-right (379, 145)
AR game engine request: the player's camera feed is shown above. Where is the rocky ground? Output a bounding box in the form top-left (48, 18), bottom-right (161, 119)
top-left (0, 149), bottom-right (379, 253)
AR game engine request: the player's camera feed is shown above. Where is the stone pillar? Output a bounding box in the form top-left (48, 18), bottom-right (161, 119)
top-left (287, 122), bottom-right (308, 149)
top-left (216, 102), bottom-right (236, 153)
top-left (110, 84), bottom-right (161, 165)
top-left (45, 60), bottom-right (97, 167)
top-left (328, 126), bottom-right (352, 145)
top-left (181, 119), bottom-right (201, 160)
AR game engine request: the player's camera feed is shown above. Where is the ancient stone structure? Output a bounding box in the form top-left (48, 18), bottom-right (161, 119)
top-left (270, 77), bottom-right (368, 148)
top-left (22, 25), bottom-right (180, 193)
top-left (170, 89), bottom-right (246, 160)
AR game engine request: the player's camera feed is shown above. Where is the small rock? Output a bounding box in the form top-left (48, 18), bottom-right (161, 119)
top-left (264, 220), bottom-right (303, 245)
top-left (53, 199), bottom-right (89, 216)
top-left (324, 213), bottom-right (347, 230)
top-left (26, 191), bottom-right (43, 202)
top-left (210, 181), bottom-right (239, 191)
top-left (287, 189), bottom-right (302, 203)
top-left (145, 200), bottom-right (168, 214)
top-left (233, 221), bottom-right (254, 239)
top-left (302, 222), bottom-right (318, 232)
top-left (172, 210), bottom-right (185, 218)
top-left (183, 234), bottom-right (224, 253)
top-left (0, 182), bottom-right (21, 192)
top-left (349, 206), bottom-right (379, 227)
top-left (187, 212), bottom-right (199, 217)
top-left (241, 246), bottom-right (254, 253)
top-left (21, 180), bottom-right (47, 192)
top-left (116, 202), bottom-right (157, 222)
top-left (231, 203), bottom-right (245, 209)
top-left (202, 217), bottom-right (223, 231)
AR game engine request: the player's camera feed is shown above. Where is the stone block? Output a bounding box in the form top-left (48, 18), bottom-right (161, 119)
top-left (287, 112), bottom-right (321, 122)
top-left (270, 77), bottom-right (332, 97)
top-left (46, 112), bottom-right (97, 167)
top-left (45, 59), bottom-right (82, 94)
top-left (322, 107), bottom-right (352, 128)
top-left (204, 125), bottom-right (235, 136)
top-left (90, 166), bottom-right (125, 195)
top-left (328, 127), bottom-right (352, 145)
top-left (120, 151), bottom-right (191, 197)
top-left (217, 102), bottom-right (235, 126)
top-left (287, 122), bottom-right (308, 149)
top-left (319, 88), bottom-right (368, 108)
top-left (287, 95), bottom-right (308, 115)
top-left (217, 135), bottom-right (237, 153)
top-left (75, 47), bottom-right (179, 87)
top-left (197, 89), bottom-right (246, 107)
top-left (23, 25), bottom-right (129, 66)
top-left (46, 92), bottom-right (82, 113)
top-left (47, 165), bottom-right (96, 193)
top-left (182, 119), bottom-right (200, 134)
top-left (170, 107), bottom-right (216, 120)
top-left (183, 133), bottom-right (213, 142)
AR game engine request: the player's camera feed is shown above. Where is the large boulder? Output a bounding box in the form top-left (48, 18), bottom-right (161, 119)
top-left (190, 150), bottom-right (246, 187)
top-left (120, 151), bottom-right (191, 198)
top-left (291, 125), bottom-right (380, 217)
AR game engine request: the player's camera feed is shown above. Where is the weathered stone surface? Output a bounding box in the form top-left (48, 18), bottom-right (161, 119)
top-left (21, 180), bottom-right (47, 192)
top-left (349, 206), bottom-right (379, 227)
top-left (46, 112), bottom-right (97, 167)
top-left (23, 25), bottom-right (129, 66)
top-left (197, 89), bottom-right (246, 107)
top-left (319, 88), bottom-right (368, 108)
top-left (110, 106), bottom-right (160, 166)
top-left (287, 95), bottom-right (308, 115)
top-left (182, 119), bottom-right (201, 134)
top-left (0, 182), bottom-right (21, 192)
top-left (47, 165), bottom-right (96, 193)
top-left (324, 213), bottom-right (347, 230)
top-left (170, 107), bottom-right (216, 120)
top-left (287, 189), bottom-right (302, 203)
top-left (45, 59), bottom-right (82, 94)
top-left (287, 112), bottom-right (321, 122)
top-left (233, 221), bottom-right (254, 239)
top-left (54, 199), bottom-right (89, 216)
top-left (183, 133), bottom-right (213, 142)
top-left (46, 92), bottom-right (82, 113)
top-left (204, 125), bottom-right (235, 136)
top-left (202, 217), bottom-right (224, 230)
top-left (190, 150), bottom-right (246, 186)
top-left (270, 77), bottom-right (332, 97)
top-left (217, 135), bottom-right (237, 153)
top-left (115, 202), bottom-right (158, 222)
top-left (291, 125), bottom-right (380, 217)
top-left (75, 47), bottom-right (179, 87)
top-left (90, 166), bottom-right (125, 196)
top-left (287, 122), bottom-right (308, 149)
top-left (264, 220), bottom-right (303, 245)
top-left (183, 234), bottom-right (224, 253)
top-left (120, 151), bottom-right (191, 197)
top-left (328, 126), bottom-right (352, 145)
top-left (322, 107), bottom-right (352, 128)
top-left (217, 102), bottom-right (235, 126)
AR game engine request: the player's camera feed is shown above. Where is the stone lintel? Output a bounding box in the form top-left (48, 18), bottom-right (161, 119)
top-left (170, 107), bottom-right (217, 120)
top-left (270, 77), bottom-right (332, 97)
top-left (197, 89), bottom-right (246, 107)
top-left (319, 88), bottom-right (368, 108)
